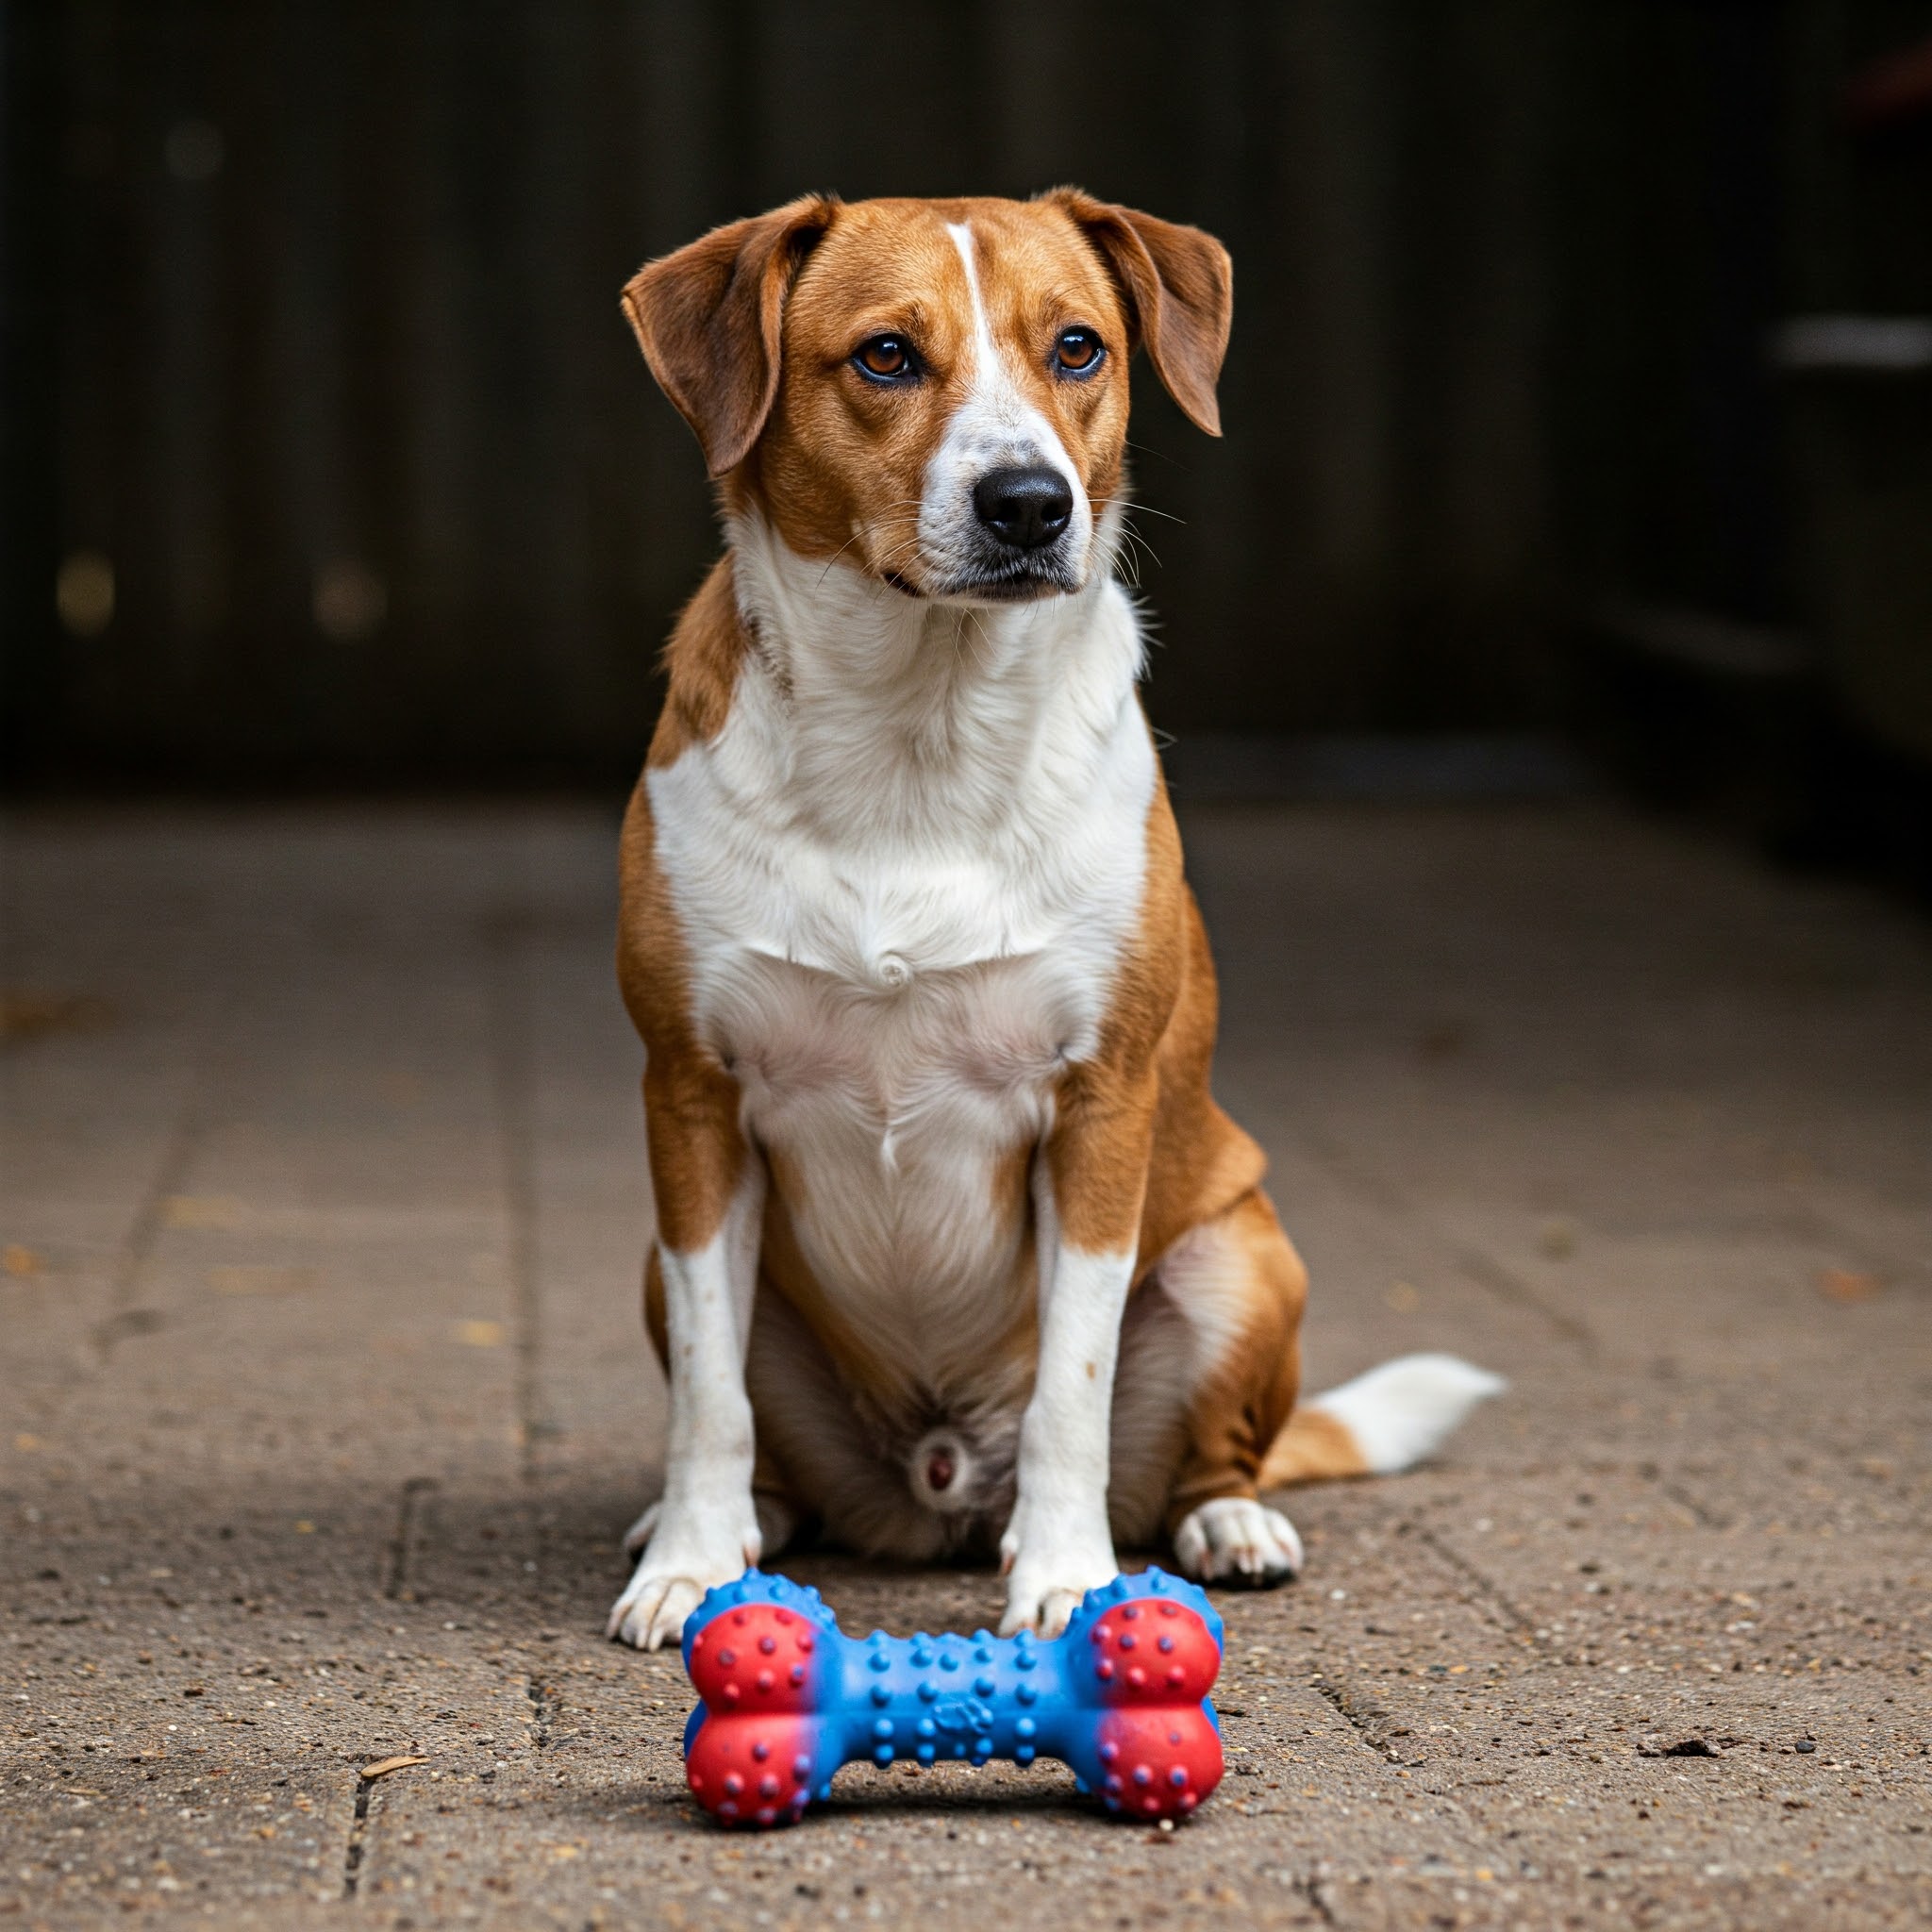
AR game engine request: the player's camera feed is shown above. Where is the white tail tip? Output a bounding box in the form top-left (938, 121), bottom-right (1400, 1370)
top-left (1305, 1353), bottom-right (1507, 1475)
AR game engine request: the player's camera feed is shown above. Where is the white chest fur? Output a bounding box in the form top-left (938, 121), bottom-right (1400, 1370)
top-left (644, 522), bottom-right (1155, 1399)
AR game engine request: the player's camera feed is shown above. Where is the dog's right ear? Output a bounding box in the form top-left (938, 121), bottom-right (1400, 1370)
top-left (1042, 189), bottom-right (1232, 437)
top-left (623, 195), bottom-right (840, 478)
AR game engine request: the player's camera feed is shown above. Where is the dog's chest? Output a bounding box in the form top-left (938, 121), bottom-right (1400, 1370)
top-left (716, 872), bottom-right (1094, 1146)
top-left (647, 707), bottom-right (1154, 1338)
top-left (663, 802), bottom-right (1141, 1143)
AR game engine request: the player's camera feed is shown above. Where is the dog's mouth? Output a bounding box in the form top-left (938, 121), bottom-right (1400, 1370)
top-left (883, 560), bottom-right (1081, 605)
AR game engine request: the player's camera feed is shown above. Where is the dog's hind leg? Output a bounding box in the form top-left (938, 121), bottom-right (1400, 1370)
top-left (1153, 1189), bottom-right (1310, 1587)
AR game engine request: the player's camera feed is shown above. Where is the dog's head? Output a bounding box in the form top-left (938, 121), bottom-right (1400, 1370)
top-left (623, 192), bottom-right (1231, 605)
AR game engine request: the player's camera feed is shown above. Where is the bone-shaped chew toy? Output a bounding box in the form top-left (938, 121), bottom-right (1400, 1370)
top-left (680, 1568), bottom-right (1224, 1827)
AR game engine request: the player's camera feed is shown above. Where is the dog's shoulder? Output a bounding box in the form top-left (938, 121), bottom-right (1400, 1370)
top-left (647, 555), bottom-right (748, 772)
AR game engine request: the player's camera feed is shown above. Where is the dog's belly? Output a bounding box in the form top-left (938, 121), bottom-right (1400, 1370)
top-left (719, 947), bottom-right (1081, 1399)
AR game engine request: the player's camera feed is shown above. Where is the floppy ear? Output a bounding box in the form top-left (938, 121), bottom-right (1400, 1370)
top-left (622, 194), bottom-right (840, 477)
top-left (1043, 190), bottom-right (1233, 437)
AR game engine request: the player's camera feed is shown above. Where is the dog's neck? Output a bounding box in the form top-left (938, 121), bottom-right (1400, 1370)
top-left (721, 508), bottom-right (1144, 853)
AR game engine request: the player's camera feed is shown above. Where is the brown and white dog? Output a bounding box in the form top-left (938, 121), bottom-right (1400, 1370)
top-left (607, 191), bottom-right (1502, 1650)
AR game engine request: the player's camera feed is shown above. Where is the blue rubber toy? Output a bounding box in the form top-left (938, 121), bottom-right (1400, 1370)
top-left (679, 1567), bottom-right (1225, 1827)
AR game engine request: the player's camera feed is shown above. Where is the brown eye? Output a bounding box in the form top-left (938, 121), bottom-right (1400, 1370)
top-left (855, 335), bottom-right (915, 380)
top-left (1055, 327), bottom-right (1104, 375)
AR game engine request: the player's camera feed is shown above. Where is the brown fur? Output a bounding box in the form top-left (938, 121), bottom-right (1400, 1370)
top-left (626, 192), bottom-right (1231, 592)
top-left (1258, 1404), bottom-right (1373, 1488)
top-left (1043, 189), bottom-right (1233, 437)
top-left (616, 769), bottom-right (745, 1257)
top-left (1163, 1191), bottom-right (1310, 1529)
top-left (619, 192), bottom-right (1330, 1565)
top-left (644, 559), bottom-right (747, 772)
top-left (622, 194), bottom-right (838, 478)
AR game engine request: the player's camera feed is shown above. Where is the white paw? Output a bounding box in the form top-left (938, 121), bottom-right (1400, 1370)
top-left (607, 1504), bottom-right (759, 1651)
top-left (998, 1506), bottom-right (1117, 1639)
top-left (1173, 1496), bottom-right (1304, 1587)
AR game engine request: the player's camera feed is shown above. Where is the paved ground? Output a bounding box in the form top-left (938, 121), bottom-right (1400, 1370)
top-left (2, 800), bottom-right (1928, 1931)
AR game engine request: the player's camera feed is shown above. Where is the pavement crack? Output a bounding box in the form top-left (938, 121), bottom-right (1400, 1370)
top-left (91, 1085), bottom-right (210, 1364)
top-left (341, 1773), bottom-right (375, 1900)
top-left (1298, 1131), bottom-right (1597, 1359)
top-left (526, 1673), bottom-right (558, 1749)
top-left (1291, 1870), bottom-right (1338, 1925)
top-left (92, 1306), bottom-right (168, 1354)
top-left (385, 1477), bottom-right (439, 1600)
top-left (1643, 1464), bottom-right (1728, 1530)
top-left (1410, 1521), bottom-right (1533, 1632)
top-left (1450, 1241), bottom-right (1597, 1359)
top-left (1309, 1671), bottom-right (1405, 1759)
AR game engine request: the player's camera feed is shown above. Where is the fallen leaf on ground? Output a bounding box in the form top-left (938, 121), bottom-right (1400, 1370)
top-left (0, 991), bottom-right (113, 1041)
top-left (360, 1756), bottom-right (429, 1780)
top-left (1816, 1269), bottom-right (1880, 1302)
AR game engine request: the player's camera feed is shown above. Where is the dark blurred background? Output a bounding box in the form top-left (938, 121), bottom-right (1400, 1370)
top-left (3, 0), bottom-right (1930, 874)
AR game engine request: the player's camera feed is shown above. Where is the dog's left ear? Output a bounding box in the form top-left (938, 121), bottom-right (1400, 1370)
top-left (1044, 190), bottom-right (1233, 437)
top-left (623, 194), bottom-right (841, 477)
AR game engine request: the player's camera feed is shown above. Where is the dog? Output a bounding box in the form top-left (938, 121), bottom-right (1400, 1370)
top-left (606, 191), bottom-right (1503, 1650)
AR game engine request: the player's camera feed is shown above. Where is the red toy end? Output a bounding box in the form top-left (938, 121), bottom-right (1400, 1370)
top-left (1093, 1707), bottom-right (1224, 1819)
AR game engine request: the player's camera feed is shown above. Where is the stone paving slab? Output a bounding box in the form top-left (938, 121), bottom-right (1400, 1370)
top-left (3, 801), bottom-right (1928, 1929)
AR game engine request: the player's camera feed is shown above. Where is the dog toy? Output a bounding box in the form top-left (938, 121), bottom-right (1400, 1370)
top-left (680, 1567), bottom-right (1224, 1827)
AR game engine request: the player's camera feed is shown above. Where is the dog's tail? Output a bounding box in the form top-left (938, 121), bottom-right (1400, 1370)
top-left (1259, 1353), bottom-right (1507, 1488)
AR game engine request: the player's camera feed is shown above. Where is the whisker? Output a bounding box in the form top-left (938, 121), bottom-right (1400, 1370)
top-left (1112, 524), bottom-right (1161, 578)
top-left (1094, 495), bottom-right (1186, 526)
top-left (1122, 438), bottom-right (1191, 472)
top-left (816, 512), bottom-right (925, 588)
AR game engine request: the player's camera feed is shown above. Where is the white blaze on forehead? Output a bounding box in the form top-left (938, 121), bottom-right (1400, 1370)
top-left (945, 220), bottom-right (999, 388)
top-left (917, 219), bottom-right (1090, 586)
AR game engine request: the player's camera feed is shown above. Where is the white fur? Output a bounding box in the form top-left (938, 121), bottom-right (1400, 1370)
top-left (648, 521), bottom-right (1152, 1407)
top-left (612, 515), bottom-right (1155, 1644)
top-left (908, 222), bottom-right (1093, 594)
top-left (612, 218), bottom-right (1179, 1647)
top-left (998, 1159), bottom-right (1136, 1636)
top-left (607, 1170), bottom-right (766, 1649)
top-left (1306, 1353), bottom-right (1507, 1475)
top-left (1173, 1497), bottom-right (1304, 1584)
top-left (1100, 1209), bottom-right (1288, 1549)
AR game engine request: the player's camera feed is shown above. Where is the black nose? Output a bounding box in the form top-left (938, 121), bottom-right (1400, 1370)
top-left (972, 465), bottom-right (1074, 551)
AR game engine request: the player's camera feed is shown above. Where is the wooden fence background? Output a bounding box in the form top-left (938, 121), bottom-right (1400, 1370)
top-left (0, 1), bottom-right (1904, 786)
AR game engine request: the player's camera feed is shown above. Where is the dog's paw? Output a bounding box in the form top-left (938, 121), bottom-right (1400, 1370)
top-left (607, 1506), bottom-right (759, 1651)
top-left (1173, 1496), bottom-right (1304, 1588)
top-left (998, 1507), bottom-right (1116, 1639)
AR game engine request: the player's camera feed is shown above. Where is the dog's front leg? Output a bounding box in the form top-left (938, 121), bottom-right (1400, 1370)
top-left (608, 1057), bottom-right (765, 1651)
top-left (1000, 1073), bottom-right (1156, 1638)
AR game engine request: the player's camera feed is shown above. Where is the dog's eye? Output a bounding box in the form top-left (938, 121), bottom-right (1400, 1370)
top-left (1054, 328), bottom-right (1104, 375)
top-left (854, 336), bottom-right (916, 381)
